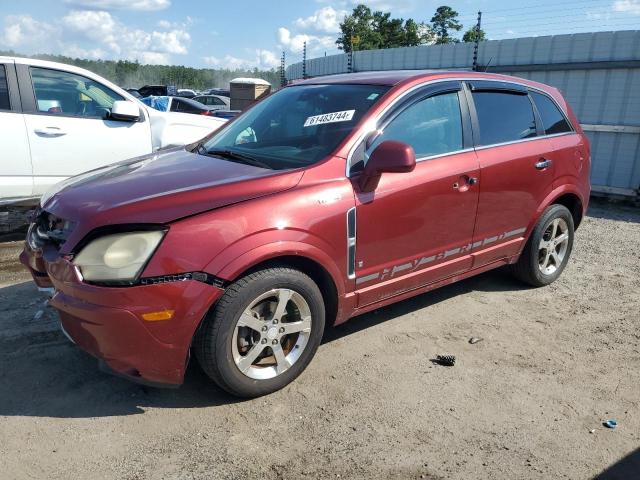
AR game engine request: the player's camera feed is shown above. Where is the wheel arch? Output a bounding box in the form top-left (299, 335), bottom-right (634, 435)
top-left (235, 255), bottom-right (340, 328)
top-left (535, 185), bottom-right (586, 232)
top-left (208, 242), bottom-right (346, 329)
top-left (551, 192), bottom-right (584, 229)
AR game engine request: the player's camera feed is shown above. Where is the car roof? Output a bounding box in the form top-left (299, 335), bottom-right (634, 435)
top-left (292, 69), bottom-right (550, 89)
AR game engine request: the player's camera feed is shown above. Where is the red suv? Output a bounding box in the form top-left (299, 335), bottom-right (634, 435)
top-left (21, 71), bottom-right (590, 397)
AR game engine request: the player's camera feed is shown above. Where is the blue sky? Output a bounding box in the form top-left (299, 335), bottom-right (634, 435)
top-left (0, 0), bottom-right (638, 69)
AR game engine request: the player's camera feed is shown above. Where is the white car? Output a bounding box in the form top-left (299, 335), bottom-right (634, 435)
top-left (0, 56), bottom-right (226, 205)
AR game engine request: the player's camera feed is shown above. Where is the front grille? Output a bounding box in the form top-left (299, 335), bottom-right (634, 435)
top-left (28, 210), bottom-right (76, 250)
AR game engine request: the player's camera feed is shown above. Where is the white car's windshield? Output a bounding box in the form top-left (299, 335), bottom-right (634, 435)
top-left (199, 84), bottom-right (390, 170)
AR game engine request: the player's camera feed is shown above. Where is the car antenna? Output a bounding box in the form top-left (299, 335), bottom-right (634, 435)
top-left (483, 56), bottom-right (494, 73)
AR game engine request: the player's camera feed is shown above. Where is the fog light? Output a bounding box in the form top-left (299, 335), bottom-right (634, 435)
top-left (141, 310), bottom-right (175, 322)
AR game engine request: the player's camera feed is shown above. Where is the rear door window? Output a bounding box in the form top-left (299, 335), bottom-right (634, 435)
top-left (530, 91), bottom-right (572, 135)
top-left (0, 65), bottom-right (10, 110)
top-left (472, 91), bottom-right (537, 146)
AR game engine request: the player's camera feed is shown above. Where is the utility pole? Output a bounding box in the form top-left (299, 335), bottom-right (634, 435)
top-left (472, 11), bottom-right (482, 72)
top-left (280, 51), bottom-right (286, 88)
top-left (347, 35), bottom-right (354, 73)
top-left (302, 41), bottom-right (307, 79)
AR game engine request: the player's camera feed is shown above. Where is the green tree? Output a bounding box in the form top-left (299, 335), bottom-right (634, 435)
top-left (336, 4), bottom-right (435, 52)
top-left (462, 27), bottom-right (486, 43)
top-left (336, 4), bottom-right (381, 52)
top-left (430, 6), bottom-right (463, 44)
top-left (404, 19), bottom-right (435, 46)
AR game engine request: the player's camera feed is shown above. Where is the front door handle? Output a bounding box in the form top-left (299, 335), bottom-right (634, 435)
top-left (34, 127), bottom-right (67, 137)
top-left (535, 158), bottom-right (553, 170)
top-left (453, 175), bottom-right (478, 192)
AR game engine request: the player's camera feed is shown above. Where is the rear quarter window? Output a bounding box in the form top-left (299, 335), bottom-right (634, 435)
top-left (530, 91), bottom-right (572, 135)
top-left (472, 91), bottom-right (537, 146)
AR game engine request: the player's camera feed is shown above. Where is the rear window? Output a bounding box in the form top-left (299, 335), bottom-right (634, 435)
top-left (530, 91), bottom-right (572, 135)
top-left (0, 65), bottom-right (10, 110)
top-left (472, 91), bottom-right (537, 146)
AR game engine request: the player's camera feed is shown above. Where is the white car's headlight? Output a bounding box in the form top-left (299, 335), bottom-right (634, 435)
top-left (73, 231), bottom-right (165, 283)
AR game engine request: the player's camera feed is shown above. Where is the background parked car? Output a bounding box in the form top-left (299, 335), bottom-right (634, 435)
top-left (176, 88), bottom-right (197, 98)
top-left (125, 88), bottom-right (142, 98)
top-left (0, 56), bottom-right (226, 208)
top-left (142, 95), bottom-right (221, 116)
top-left (193, 94), bottom-right (230, 110)
top-left (137, 85), bottom-right (169, 97)
top-left (206, 88), bottom-right (230, 97)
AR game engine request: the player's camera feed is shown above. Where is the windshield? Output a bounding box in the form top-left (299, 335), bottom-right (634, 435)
top-left (200, 84), bottom-right (390, 170)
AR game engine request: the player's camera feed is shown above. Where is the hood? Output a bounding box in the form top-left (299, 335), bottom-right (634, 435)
top-left (42, 147), bottom-right (304, 252)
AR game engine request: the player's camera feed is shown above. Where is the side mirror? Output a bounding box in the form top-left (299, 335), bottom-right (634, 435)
top-left (358, 140), bottom-right (416, 192)
top-left (110, 100), bottom-right (140, 122)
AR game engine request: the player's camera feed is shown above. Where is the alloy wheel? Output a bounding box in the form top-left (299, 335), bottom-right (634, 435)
top-left (538, 218), bottom-right (570, 275)
top-left (232, 288), bottom-right (312, 380)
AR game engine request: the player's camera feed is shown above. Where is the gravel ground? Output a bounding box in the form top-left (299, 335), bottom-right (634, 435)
top-left (0, 200), bottom-right (638, 480)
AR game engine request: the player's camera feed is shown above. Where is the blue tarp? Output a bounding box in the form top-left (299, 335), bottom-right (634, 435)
top-left (140, 96), bottom-right (169, 112)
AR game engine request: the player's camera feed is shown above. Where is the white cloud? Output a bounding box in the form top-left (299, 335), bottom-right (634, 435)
top-left (613, 0), bottom-right (640, 14)
top-left (62, 10), bottom-right (189, 58)
top-left (2, 10), bottom-right (189, 65)
top-left (294, 6), bottom-right (347, 34)
top-left (64, 0), bottom-right (170, 11)
top-left (1, 15), bottom-right (59, 51)
top-left (204, 49), bottom-right (280, 70)
top-left (277, 26), bottom-right (334, 55)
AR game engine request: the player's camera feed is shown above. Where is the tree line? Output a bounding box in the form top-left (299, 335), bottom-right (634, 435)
top-left (336, 4), bottom-right (486, 53)
top-left (0, 50), bottom-right (280, 90)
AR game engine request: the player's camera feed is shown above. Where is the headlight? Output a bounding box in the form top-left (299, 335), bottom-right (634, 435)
top-left (73, 231), bottom-right (165, 282)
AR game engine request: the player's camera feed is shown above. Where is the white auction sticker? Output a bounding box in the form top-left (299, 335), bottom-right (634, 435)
top-left (304, 110), bottom-right (355, 127)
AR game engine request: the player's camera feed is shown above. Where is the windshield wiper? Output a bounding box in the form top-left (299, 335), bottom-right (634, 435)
top-left (199, 146), bottom-right (274, 170)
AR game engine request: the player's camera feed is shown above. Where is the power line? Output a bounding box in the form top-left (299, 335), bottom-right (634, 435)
top-left (482, 0), bottom-right (614, 14)
top-left (490, 24), bottom-right (639, 37)
top-left (483, 17), bottom-right (635, 29)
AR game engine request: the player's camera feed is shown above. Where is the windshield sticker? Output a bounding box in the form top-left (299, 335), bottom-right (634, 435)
top-left (304, 110), bottom-right (355, 127)
top-left (367, 93), bottom-right (380, 100)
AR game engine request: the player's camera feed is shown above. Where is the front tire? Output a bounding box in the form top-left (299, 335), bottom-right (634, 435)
top-left (511, 204), bottom-right (575, 287)
top-left (194, 267), bottom-right (325, 398)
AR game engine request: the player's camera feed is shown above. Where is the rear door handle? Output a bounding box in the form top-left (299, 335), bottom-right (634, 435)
top-left (535, 158), bottom-right (553, 170)
top-left (34, 127), bottom-right (67, 137)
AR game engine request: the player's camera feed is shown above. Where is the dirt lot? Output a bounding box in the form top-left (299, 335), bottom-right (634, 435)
top-left (0, 200), bottom-right (638, 480)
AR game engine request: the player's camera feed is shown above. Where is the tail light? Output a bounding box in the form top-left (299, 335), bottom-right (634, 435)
top-left (200, 110), bottom-right (211, 116)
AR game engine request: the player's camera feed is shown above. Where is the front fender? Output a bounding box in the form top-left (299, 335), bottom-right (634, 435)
top-left (203, 232), bottom-right (347, 298)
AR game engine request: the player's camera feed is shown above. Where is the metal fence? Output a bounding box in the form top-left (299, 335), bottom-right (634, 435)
top-left (286, 30), bottom-right (640, 196)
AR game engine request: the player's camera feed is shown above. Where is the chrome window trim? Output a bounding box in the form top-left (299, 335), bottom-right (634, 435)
top-left (345, 77), bottom-right (577, 177)
top-left (414, 147), bottom-right (475, 163)
top-left (473, 131), bottom-right (575, 152)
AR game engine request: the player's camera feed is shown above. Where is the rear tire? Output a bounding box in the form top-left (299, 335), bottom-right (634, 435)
top-left (194, 267), bottom-right (325, 398)
top-left (511, 204), bottom-right (574, 287)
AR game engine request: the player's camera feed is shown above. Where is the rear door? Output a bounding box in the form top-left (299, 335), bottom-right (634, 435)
top-left (352, 82), bottom-right (480, 306)
top-left (0, 60), bottom-right (33, 200)
top-left (467, 81), bottom-right (556, 267)
top-left (19, 64), bottom-right (152, 195)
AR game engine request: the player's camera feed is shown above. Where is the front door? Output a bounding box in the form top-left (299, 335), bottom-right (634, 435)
top-left (352, 84), bottom-right (480, 307)
top-left (21, 66), bottom-right (152, 196)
